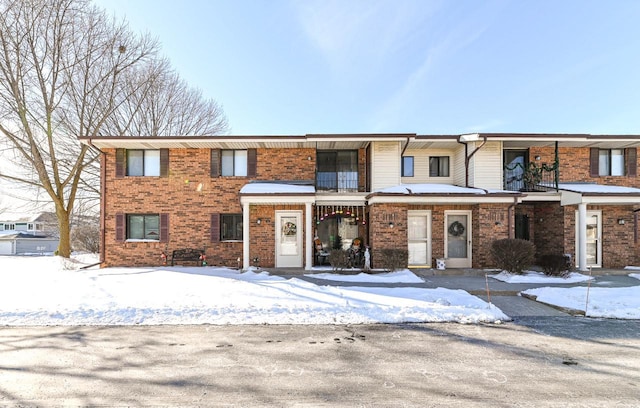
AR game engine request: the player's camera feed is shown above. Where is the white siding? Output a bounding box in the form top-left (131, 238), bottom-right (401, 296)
top-left (452, 144), bottom-right (466, 187)
top-left (468, 141), bottom-right (502, 189)
top-left (371, 141), bottom-right (401, 191)
top-left (401, 148), bottom-right (455, 184)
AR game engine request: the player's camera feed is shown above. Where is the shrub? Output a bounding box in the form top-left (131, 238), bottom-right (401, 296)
top-left (376, 248), bottom-right (408, 272)
top-left (328, 249), bottom-right (349, 271)
top-left (71, 223), bottom-right (100, 253)
top-left (538, 254), bottom-right (571, 277)
top-left (490, 238), bottom-right (535, 274)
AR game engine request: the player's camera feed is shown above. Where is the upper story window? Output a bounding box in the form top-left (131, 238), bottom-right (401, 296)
top-left (116, 148), bottom-right (168, 178)
top-left (402, 156), bottom-right (414, 177)
top-left (222, 150), bottom-right (248, 176)
top-left (210, 149), bottom-right (256, 178)
top-left (429, 156), bottom-right (450, 177)
top-left (590, 148), bottom-right (637, 177)
top-left (316, 150), bottom-right (358, 192)
top-left (599, 149), bottom-right (625, 176)
top-left (127, 150), bottom-right (160, 176)
top-left (127, 214), bottom-right (160, 240)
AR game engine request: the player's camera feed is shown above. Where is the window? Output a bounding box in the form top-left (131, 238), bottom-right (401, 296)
top-left (429, 156), bottom-right (450, 177)
top-left (402, 156), bottom-right (414, 177)
top-left (127, 150), bottom-right (160, 176)
top-left (221, 150), bottom-right (248, 176)
top-left (127, 214), bottom-right (160, 240)
top-left (221, 214), bottom-right (243, 241)
top-left (599, 149), bottom-right (625, 176)
top-left (316, 150), bottom-right (358, 191)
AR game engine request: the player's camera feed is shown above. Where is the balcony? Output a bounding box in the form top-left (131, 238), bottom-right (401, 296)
top-left (316, 171), bottom-right (359, 192)
top-left (504, 161), bottom-right (558, 192)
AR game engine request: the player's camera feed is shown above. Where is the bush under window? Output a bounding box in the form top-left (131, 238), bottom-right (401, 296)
top-left (490, 238), bottom-right (535, 275)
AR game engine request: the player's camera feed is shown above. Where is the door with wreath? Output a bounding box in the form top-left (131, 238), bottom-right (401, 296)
top-left (444, 211), bottom-right (472, 268)
top-left (276, 211), bottom-right (303, 268)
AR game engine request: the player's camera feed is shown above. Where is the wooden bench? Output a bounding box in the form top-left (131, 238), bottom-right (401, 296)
top-left (171, 249), bottom-right (205, 266)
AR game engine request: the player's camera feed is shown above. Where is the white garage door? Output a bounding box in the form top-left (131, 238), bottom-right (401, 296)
top-left (0, 241), bottom-right (13, 255)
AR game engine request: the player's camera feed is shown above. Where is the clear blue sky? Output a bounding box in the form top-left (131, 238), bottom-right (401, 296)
top-left (94, 0), bottom-right (640, 135)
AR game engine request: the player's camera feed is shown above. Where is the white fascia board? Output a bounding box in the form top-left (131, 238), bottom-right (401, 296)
top-left (561, 194), bottom-right (640, 206)
top-left (314, 193), bottom-right (367, 206)
top-left (521, 192), bottom-right (562, 202)
top-left (367, 195), bottom-right (520, 205)
top-left (240, 195), bottom-right (316, 205)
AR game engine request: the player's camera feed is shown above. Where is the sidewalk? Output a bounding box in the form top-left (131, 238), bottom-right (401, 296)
top-left (275, 267), bottom-right (640, 318)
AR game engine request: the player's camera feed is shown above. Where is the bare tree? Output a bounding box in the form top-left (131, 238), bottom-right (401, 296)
top-left (106, 58), bottom-right (229, 136)
top-left (0, 0), bottom-right (228, 257)
top-left (0, 0), bottom-right (159, 257)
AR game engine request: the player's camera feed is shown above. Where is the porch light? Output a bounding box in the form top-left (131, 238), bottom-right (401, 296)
top-left (256, 218), bottom-right (262, 225)
top-left (389, 221), bottom-right (394, 228)
top-left (618, 219), bottom-right (625, 225)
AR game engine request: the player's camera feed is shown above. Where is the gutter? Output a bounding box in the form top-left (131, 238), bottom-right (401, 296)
top-left (457, 133), bottom-right (488, 187)
top-left (87, 138), bottom-right (106, 266)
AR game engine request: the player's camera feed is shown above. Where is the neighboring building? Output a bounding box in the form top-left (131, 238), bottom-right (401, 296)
top-left (0, 212), bottom-right (59, 255)
top-left (80, 133), bottom-right (640, 271)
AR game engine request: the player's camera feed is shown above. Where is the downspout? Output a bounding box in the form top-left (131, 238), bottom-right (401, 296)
top-left (508, 196), bottom-right (518, 239)
top-left (401, 137), bottom-right (411, 157)
top-left (88, 139), bottom-right (106, 266)
top-left (457, 135), bottom-right (488, 187)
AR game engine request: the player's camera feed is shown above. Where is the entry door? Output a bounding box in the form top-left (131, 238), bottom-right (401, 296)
top-left (576, 210), bottom-right (602, 268)
top-left (445, 211), bottom-right (472, 268)
top-left (408, 211), bottom-right (431, 267)
top-left (276, 211), bottom-right (303, 268)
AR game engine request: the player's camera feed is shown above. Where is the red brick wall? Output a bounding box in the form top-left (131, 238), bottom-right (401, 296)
top-left (529, 146), bottom-right (640, 187)
top-left (562, 205), bottom-right (638, 269)
top-left (102, 147), bottom-right (314, 267)
top-left (249, 204), bottom-right (307, 268)
top-left (473, 204), bottom-right (511, 268)
top-left (369, 203), bottom-right (511, 269)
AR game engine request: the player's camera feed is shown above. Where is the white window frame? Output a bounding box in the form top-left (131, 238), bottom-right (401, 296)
top-left (221, 150), bottom-right (248, 176)
top-left (127, 149), bottom-right (160, 177)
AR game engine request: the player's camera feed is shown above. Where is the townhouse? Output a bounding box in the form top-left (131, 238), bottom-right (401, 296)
top-left (80, 133), bottom-right (640, 272)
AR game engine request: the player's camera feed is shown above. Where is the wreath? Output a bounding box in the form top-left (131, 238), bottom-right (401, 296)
top-left (282, 221), bottom-right (297, 236)
top-left (448, 221), bottom-right (465, 237)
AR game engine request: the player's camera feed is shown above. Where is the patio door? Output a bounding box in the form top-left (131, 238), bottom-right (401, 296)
top-left (276, 211), bottom-right (303, 268)
top-left (445, 211), bottom-right (472, 268)
top-left (407, 211), bottom-right (431, 267)
top-left (576, 210), bottom-right (602, 268)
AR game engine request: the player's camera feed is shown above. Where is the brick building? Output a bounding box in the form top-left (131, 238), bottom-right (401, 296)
top-left (80, 133), bottom-right (640, 271)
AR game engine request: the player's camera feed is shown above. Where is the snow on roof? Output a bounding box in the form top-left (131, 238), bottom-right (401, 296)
top-left (375, 184), bottom-right (518, 195)
top-left (240, 183), bottom-right (316, 194)
top-left (558, 183), bottom-right (640, 194)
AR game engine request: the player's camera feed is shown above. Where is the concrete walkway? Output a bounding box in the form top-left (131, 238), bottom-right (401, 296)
top-left (272, 267), bottom-right (640, 318)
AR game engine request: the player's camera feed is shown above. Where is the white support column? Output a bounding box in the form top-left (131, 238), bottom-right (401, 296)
top-left (305, 202), bottom-right (313, 270)
top-left (578, 203), bottom-right (587, 272)
top-left (242, 202), bottom-right (250, 270)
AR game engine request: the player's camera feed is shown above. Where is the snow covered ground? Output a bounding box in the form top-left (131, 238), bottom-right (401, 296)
top-left (494, 270), bottom-right (640, 319)
top-left (0, 255), bottom-right (638, 325)
top-left (0, 255), bottom-right (507, 326)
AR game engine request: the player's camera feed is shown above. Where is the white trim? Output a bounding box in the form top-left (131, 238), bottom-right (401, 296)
top-left (575, 208), bottom-right (601, 270)
top-left (242, 202), bottom-right (250, 270)
top-left (305, 202), bottom-right (312, 270)
top-left (240, 195), bottom-right (315, 205)
top-left (368, 195), bottom-right (520, 204)
top-left (407, 210), bottom-right (432, 267)
top-left (275, 211), bottom-right (304, 268)
top-left (444, 210), bottom-right (472, 268)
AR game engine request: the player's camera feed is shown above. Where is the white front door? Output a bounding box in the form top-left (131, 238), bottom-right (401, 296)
top-left (576, 210), bottom-right (602, 268)
top-left (408, 211), bottom-right (431, 267)
top-left (276, 211), bottom-right (303, 268)
top-left (445, 211), bottom-right (472, 268)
